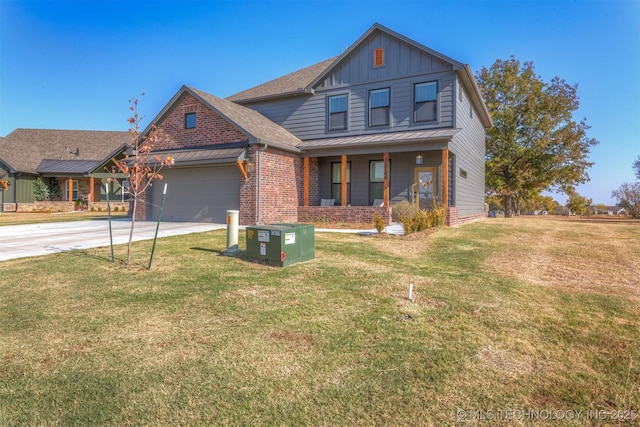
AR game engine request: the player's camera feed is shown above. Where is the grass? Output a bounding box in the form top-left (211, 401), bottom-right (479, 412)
top-left (0, 211), bottom-right (129, 226)
top-left (0, 217), bottom-right (638, 425)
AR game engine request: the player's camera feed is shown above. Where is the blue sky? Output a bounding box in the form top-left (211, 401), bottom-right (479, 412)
top-left (1, 0), bottom-right (638, 204)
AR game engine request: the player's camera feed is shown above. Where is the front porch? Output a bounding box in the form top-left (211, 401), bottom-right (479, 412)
top-left (299, 148), bottom-right (453, 226)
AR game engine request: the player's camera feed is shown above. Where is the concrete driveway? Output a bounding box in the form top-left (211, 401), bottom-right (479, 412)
top-left (0, 219), bottom-right (226, 261)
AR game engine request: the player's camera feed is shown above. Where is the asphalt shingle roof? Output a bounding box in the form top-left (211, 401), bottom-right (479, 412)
top-left (0, 129), bottom-right (130, 174)
top-left (226, 57), bottom-right (337, 103)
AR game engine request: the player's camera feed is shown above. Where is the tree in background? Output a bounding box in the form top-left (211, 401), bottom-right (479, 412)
top-left (612, 183), bottom-right (640, 219)
top-left (108, 96), bottom-right (173, 265)
top-left (566, 190), bottom-right (592, 217)
top-left (476, 57), bottom-right (598, 217)
top-left (611, 157), bottom-right (640, 219)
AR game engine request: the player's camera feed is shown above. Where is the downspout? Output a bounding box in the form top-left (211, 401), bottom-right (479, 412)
top-left (255, 141), bottom-right (268, 224)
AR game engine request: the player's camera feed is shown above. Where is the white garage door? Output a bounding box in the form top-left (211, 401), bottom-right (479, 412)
top-left (148, 165), bottom-right (240, 222)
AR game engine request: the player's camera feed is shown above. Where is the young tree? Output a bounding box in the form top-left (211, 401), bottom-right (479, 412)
top-left (476, 57), bottom-right (598, 217)
top-left (109, 96), bottom-right (173, 265)
top-left (32, 177), bottom-right (49, 201)
top-left (633, 155), bottom-right (640, 181)
top-left (612, 182), bottom-right (640, 219)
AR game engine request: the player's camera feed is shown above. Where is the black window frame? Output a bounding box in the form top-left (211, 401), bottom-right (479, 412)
top-left (369, 159), bottom-right (389, 205)
top-left (331, 161), bottom-right (351, 205)
top-left (369, 88), bottom-right (390, 127)
top-left (414, 81), bottom-right (438, 123)
top-left (185, 112), bottom-right (196, 129)
top-left (328, 94), bottom-right (348, 131)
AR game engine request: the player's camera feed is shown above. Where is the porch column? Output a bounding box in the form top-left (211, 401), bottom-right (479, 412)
top-left (383, 152), bottom-right (390, 207)
top-left (442, 148), bottom-right (449, 207)
top-left (303, 157), bottom-right (309, 207)
top-left (68, 178), bottom-right (73, 201)
top-left (341, 154), bottom-right (347, 207)
top-left (89, 177), bottom-right (95, 202)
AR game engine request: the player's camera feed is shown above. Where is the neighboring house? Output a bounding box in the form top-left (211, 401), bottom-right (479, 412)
top-left (135, 23), bottom-right (492, 226)
top-left (606, 206), bottom-right (627, 216)
top-left (0, 129), bottom-right (130, 212)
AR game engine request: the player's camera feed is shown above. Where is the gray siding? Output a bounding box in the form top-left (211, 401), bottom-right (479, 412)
top-left (449, 78), bottom-right (486, 217)
top-left (247, 71), bottom-right (455, 141)
top-left (241, 31), bottom-right (457, 141)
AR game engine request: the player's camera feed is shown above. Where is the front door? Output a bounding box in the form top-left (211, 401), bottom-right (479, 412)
top-left (413, 166), bottom-right (438, 210)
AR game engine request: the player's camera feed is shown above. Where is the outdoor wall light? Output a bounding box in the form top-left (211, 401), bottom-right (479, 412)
top-left (415, 153), bottom-right (423, 165)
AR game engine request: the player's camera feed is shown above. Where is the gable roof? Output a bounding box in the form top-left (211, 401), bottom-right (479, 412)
top-left (0, 129), bottom-right (131, 175)
top-left (228, 23), bottom-right (491, 128)
top-left (142, 85), bottom-right (302, 152)
top-left (226, 56), bottom-right (337, 104)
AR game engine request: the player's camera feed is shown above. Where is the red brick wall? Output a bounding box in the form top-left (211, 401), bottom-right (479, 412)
top-left (240, 146), bottom-right (258, 225)
top-left (298, 206), bottom-right (392, 225)
top-left (152, 93), bottom-right (248, 150)
top-left (255, 147), bottom-right (302, 223)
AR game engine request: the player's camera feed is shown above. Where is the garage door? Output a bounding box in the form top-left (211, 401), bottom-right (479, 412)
top-left (148, 165), bottom-right (240, 222)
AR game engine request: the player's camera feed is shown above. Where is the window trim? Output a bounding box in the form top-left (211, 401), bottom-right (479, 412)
top-left (331, 161), bottom-right (351, 205)
top-left (369, 88), bottom-right (390, 127)
top-left (414, 81), bottom-right (438, 123)
top-left (328, 94), bottom-right (348, 131)
top-left (185, 112), bottom-right (196, 129)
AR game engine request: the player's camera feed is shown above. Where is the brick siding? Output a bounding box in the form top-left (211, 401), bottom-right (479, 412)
top-left (298, 206), bottom-right (392, 225)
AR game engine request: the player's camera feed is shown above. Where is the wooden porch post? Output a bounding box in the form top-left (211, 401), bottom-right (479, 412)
top-left (68, 178), bottom-right (73, 201)
top-left (341, 154), bottom-right (347, 206)
top-left (89, 177), bottom-right (95, 202)
top-left (383, 152), bottom-right (390, 207)
top-left (303, 157), bottom-right (309, 207)
top-left (441, 148), bottom-right (449, 207)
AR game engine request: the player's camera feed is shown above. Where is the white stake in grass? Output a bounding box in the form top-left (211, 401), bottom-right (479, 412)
top-left (408, 284), bottom-right (413, 302)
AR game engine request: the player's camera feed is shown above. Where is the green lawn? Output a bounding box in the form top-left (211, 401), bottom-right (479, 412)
top-left (1, 218), bottom-right (638, 426)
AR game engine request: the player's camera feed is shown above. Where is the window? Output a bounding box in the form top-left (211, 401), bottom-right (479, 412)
top-left (185, 112), bottom-right (196, 129)
top-left (67, 180), bottom-right (78, 201)
top-left (369, 88), bottom-right (390, 127)
top-left (331, 162), bottom-right (351, 205)
top-left (414, 82), bottom-right (438, 122)
top-left (369, 160), bottom-right (388, 205)
top-left (328, 94), bottom-right (348, 131)
top-left (374, 47), bottom-right (385, 67)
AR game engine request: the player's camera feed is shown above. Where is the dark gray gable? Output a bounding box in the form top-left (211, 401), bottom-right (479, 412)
top-left (308, 23), bottom-right (461, 90)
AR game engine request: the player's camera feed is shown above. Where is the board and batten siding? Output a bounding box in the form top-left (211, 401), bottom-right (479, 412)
top-left (240, 31), bottom-right (457, 141)
top-left (449, 78), bottom-right (487, 217)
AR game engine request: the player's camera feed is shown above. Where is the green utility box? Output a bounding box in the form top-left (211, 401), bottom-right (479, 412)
top-left (245, 223), bottom-right (315, 266)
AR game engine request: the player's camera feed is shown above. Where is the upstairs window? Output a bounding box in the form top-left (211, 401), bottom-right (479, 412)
top-left (414, 82), bottom-right (438, 122)
top-left (374, 47), bottom-right (385, 67)
top-left (328, 94), bottom-right (348, 131)
top-left (369, 88), bottom-right (390, 127)
top-left (185, 112), bottom-right (196, 129)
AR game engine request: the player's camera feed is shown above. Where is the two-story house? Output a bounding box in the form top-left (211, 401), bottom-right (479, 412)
top-left (136, 23), bottom-right (492, 226)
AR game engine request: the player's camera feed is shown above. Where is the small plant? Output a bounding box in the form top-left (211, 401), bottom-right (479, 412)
top-left (372, 211), bottom-right (385, 233)
top-left (90, 207), bottom-right (95, 212)
top-left (32, 178), bottom-right (49, 201)
top-left (400, 216), bottom-right (415, 235)
top-left (391, 200), bottom-right (413, 222)
top-left (98, 207), bottom-right (103, 212)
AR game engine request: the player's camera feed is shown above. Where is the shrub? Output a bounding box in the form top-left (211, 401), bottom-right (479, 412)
top-left (90, 207), bottom-right (95, 212)
top-left (400, 216), bottom-right (415, 235)
top-left (372, 212), bottom-right (385, 233)
top-left (98, 207), bottom-right (103, 212)
top-left (391, 200), bottom-right (413, 222)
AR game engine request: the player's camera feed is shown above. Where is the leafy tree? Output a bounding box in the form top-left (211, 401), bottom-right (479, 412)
top-left (108, 96), bottom-right (173, 265)
top-left (566, 190), bottom-right (592, 217)
top-left (32, 177), bottom-right (49, 201)
top-left (47, 178), bottom-right (61, 201)
top-left (476, 57), bottom-right (598, 217)
top-left (612, 182), bottom-right (640, 219)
